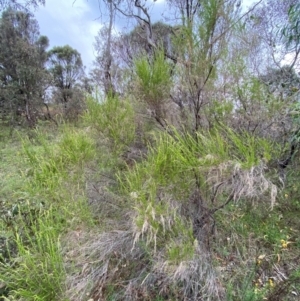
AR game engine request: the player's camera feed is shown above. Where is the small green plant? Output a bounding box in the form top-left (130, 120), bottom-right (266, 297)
top-left (58, 126), bottom-right (96, 165)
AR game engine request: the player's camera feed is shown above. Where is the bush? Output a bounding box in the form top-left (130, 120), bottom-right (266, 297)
top-left (113, 126), bottom-right (280, 299)
top-left (84, 94), bottom-right (136, 154)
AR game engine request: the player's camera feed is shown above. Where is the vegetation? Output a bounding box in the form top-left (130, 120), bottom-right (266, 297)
top-left (1, 0), bottom-right (300, 300)
top-left (0, 7), bottom-right (86, 127)
top-left (0, 9), bottom-right (50, 127)
top-left (48, 45), bottom-right (85, 116)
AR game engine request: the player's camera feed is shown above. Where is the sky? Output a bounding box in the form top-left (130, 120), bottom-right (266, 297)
top-left (34, 0), bottom-right (256, 71)
top-left (35, 0), bottom-right (102, 70)
top-left (34, 0), bottom-right (169, 70)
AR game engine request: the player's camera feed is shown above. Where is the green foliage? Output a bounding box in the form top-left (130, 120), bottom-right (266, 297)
top-left (120, 126), bottom-right (278, 259)
top-left (0, 0), bottom-right (298, 299)
top-left (0, 124), bottom-right (97, 300)
top-left (226, 268), bottom-right (266, 301)
top-left (0, 209), bottom-right (66, 301)
top-left (134, 49), bottom-right (171, 115)
top-left (217, 196), bottom-right (300, 300)
top-left (48, 45), bottom-right (84, 110)
top-left (261, 66), bottom-right (300, 98)
top-left (166, 223), bottom-right (195, 264)
top-left (281, 3), bottom-right (300, 50)
top-left (123, 126), bottom-right (277, 191)
top-left (58, 126), bottom-right (96, 165)
top-left (0, 9), bottom-right (50, 126)
top-left (84, 94), bottom-right (135, 153)
top-left (205, 98), bottom-right (234, 123)
top-left (48, 45), bottom-right (83, 91)
top-left (21, 126), bottom-right (95, 191)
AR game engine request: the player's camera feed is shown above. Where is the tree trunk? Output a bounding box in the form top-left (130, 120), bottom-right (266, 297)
top-left (104, 0), bottom-right (116, 97)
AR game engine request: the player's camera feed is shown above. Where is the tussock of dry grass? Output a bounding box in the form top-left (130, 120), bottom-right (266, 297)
top-left (64, 230), bottom-right (135, 301)
top-left (63, 225), bottom-right (227, 301)
top-left (208, 162), bottom-right (278, 208)
top-left (158, 244), bottom-right (225, 301)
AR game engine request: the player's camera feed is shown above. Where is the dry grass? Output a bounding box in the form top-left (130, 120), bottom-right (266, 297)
top-left (207, 161), bottom-right (278, 208)
top-left (63, 222), bottom-right (227, 301)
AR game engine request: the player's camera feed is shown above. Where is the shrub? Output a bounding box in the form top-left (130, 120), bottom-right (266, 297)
top-left (84, 94), bottom-right (136, 154)
top-left (114, 126), bottom-right (280, 299)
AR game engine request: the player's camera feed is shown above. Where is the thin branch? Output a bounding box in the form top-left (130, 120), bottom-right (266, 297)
top-left (112, 2), bottom-right (149, 25)
top-left (210, 182), bottom-right (224, 204)
top-left (210, 0), bottom-right (264, 47)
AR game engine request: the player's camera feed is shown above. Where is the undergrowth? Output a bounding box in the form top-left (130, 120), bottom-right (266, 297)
top-left (0, 96), bottom-right (299, 301)
top-left (0, 123), bottom-right (96, 300)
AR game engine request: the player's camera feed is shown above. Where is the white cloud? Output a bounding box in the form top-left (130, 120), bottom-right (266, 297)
top-left (35, 0), bottom-right (103, 69)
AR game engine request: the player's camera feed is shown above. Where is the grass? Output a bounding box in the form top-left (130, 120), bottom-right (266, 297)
top-left (0, 209), bottom-right (66, 301)
top-left (214, 191), bottom-right (300, 300)
top-left (0, 122), bottom-right (96, 300)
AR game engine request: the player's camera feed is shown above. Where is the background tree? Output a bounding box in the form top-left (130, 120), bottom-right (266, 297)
top-left (241, 0), bottom-right (298, 74)
top-left (116, 21), bottom-right (175, 66)
top-left (282, 2), bottom-right (300, 69)
top-left (0, 0), bottom-right (45, 11)
top-left (0, 8), bottom-right (50, 126)
top-left (102, 0), bottom-right (116, 96)
top-left (48, 45), bottom-right (84, 111)
top-left (91, 26), bottom-right (119, 96)
top-left (91, 20), bottom-right (175, 97)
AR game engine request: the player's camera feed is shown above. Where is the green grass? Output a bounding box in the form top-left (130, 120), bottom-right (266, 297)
top-left (214, 191), bottom-right (300, 300)
top-left (0, 209), bottom-right (67, 301)
top-left (0, 123), bottom-right (97, 300)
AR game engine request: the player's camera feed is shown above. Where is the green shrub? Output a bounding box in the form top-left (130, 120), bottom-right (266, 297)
top-left (84, 94), bottom-right (136, 153)
top-left (120, 126), bottom-right (279, 261)
top-left (58, 126), bottom-right (96, 165)
top-left (134, 49), bottom-right (172, 109)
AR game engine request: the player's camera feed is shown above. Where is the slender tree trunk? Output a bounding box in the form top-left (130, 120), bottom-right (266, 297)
top-left (25, 98), bottom-right (35, 127)
top-left (104, 0), bottom-right (116, 97)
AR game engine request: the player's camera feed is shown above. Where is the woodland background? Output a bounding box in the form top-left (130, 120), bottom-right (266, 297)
top-left (0, 0), bottom-right (300, 300)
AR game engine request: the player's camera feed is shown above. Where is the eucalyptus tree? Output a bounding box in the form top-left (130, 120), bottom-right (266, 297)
top-left (116, 21), bottom-right (175, 66)
top-left (92, 0), bottom-right (117, 97)
top-left (241, 0), bottom-right (299, 74)
top-left (0, 8), bottom-right (50, 126)
top-left (234, 1), bottom-right (300, 152)
top-left (92, 1), bottom-right (117, 97)
top-left (282, 2), bottom-right (300, 69)
top-left (48, 45), bottom-right (84, 106)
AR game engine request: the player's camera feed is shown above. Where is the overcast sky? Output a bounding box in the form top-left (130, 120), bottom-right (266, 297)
top-left (34, 0), bottom-right (169, 70)
top-left (34, 0), bottom-right (256, 71)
